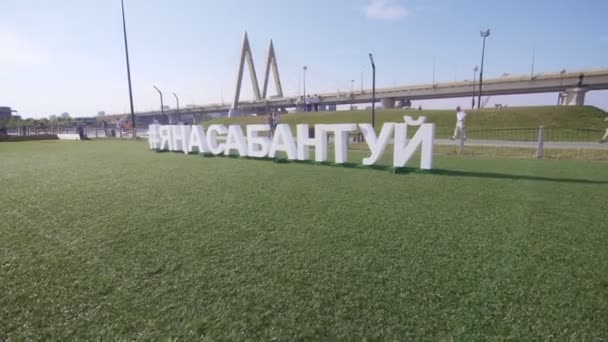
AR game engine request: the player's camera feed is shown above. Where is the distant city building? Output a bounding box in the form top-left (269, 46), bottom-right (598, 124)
top-left (0, 107), bottom-right (13, 120)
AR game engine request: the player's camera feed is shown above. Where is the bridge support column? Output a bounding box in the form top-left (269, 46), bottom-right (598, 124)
top-left (167, 113), bottom-right (181, 124)
top-left (558, 87), bottom-right (588, 106)
top-left (381, 98), bottom-right (396, 109)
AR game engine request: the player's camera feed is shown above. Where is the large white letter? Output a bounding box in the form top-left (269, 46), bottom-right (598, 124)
top-left (224, 125), bottom-right (248, 156)
top-left (158, 125), bottom-right (172, 151)
top-left (188, 125), bottom-right (209, 154)
top-left (296, 124), bottom-right (329, 162)
top-left (269, 124), bottom-right (297, 160)
top-left (206, 124), bottom-right (228, 155)
top-left (247, 124), bottom-right (271, 158)
top-left (324, 124), bottom-right (357, 164)
top-left (171, 124), bottom-right (191, 153)
top-left (359, 123), bottom-right (395, 165)
top-left (148, 124), bottom-right (161, 149)
top-left (296, 124), bottom-right (314, 161)
top-left (393, 123), bottom-right (435, 170)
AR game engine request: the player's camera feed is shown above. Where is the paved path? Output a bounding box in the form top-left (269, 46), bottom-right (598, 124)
top-left (435, 139), bottom-right (608, 150)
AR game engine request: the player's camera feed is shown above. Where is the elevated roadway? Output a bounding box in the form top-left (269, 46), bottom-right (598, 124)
top-left (134, 68), bottom-right (608, 122)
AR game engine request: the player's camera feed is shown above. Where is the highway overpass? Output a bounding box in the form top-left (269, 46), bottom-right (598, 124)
top-left (134, 68), bottom-right (608, 123)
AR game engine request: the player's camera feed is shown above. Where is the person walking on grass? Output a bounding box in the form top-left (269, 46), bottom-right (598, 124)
top-left (451, 106), bottom-right (467, 141)
top-left (600, 117), bottom-right (608, 143)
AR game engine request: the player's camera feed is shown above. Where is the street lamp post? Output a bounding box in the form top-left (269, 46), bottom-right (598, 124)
top-left (303, 66), bottom-right (307, 99)
top-left (173, 92), bottom-right (180, 123)
top-left (472, 66), bottom-right (478, 109)
top-left (153, 85), bottom-right (165, 122)
top-left (350, 80), bottom-right (355, 110)
top-left (558, 69), bottom-right (566, 105)
top-left (478, 29), bottom-right (490, 109)
top-left (369, 53), bottom-right (376, 128)
top-left (121, 0), bottom-right (136, 139)
top-left (360, 69), bottom-right (364, 93)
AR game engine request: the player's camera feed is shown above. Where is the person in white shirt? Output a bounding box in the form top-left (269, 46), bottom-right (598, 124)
top-left (305, 95), bottom-right (312, 112)
top-left (313, 94), bottom-right (320, 112)
top-left (600, 117), bottom-right (608, 143)
top-left (451, 106), bottom-right (467, 141)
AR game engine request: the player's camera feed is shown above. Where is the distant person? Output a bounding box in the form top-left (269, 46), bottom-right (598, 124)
top-left (305, 95), bottom-right (312, 112)
top-left (313, 94), bottom-right (320, 112)
top-left (125, 121), bottom-right (133, 136)
top-left (115, 119), bottom-right (123, 138)
top-left (451, 106), bottom-right (467, 141)
top-left (418, 105), bottom-right (422, 111)
top-left (101, 120), bottom-right (108, 138)
top-left (76, 125), bottom-right (89, 140)
top-left (274, 111), bottom-right (280, 127)
top-left (266, 112), bottom-right (275, 138)
top-left (600, 117), bottom-right (608, 143)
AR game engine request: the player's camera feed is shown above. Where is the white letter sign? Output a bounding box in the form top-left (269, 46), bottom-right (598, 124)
top-left (149, 117), bottom-right (434, 170)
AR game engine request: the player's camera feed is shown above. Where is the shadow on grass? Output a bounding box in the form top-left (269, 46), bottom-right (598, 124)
top-left (154, 150), bottom-right (607, 184)
top-left (426, 169), bottom-right (608, 184)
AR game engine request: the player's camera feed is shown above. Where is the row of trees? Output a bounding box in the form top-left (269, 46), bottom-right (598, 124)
top-left (0, 112), bottom-right (83, 129)
top-left (1, 110), bottom-right (128, 131)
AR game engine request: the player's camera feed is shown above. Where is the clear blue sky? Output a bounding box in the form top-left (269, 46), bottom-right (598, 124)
top-left (1, 0), bottom-right (607, 118)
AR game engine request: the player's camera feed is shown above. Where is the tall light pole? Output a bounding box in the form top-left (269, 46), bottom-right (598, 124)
top-left (350, 79), bottom-right (355, 110)
top-left (121, 0), bottom-right (136, 139)
top-left (530, 48), bottom-right (535, 79)
top-left (153, 85), bottom-right (165, 122)
top-left (360, 69), bottom-right (364, 93)
top-left (297, 74), bottom-right (301, 97)
top-left (303, 66), bottom-right (307, 99)
top-left (558, 69), bottom-right (566, 105)
top-left (472, 66), bottom-right (478, 109)
top-left (369, 53), bottom-right (376, 128)
top-left (478, 29), bottom-right (490, 109)
top-left (173, 92), bottom-right (180, 123)
top-left (432, 57), bottom-right (436, 86)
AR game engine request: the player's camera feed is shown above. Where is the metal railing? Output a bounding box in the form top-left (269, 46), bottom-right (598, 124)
top-left (433, 127), bottom-right (604, 142)
top-left (3, 126), bottom-right (148, 139)
top-left (3, 125), bottom-right (606, 146)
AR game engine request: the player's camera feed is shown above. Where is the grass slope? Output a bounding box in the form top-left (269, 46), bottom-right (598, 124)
top-left (207, 106), bottom-right (608, 141)
top-left (1, 141), bottom-right (607, 340)
top-left (208, 105), bottom-right (607, 128)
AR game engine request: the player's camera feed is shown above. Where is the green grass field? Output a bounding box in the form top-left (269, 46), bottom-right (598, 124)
top-left (1, 140), bottom-right (607, 340)
top-left (207, 105), bottom-right (608, 141)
